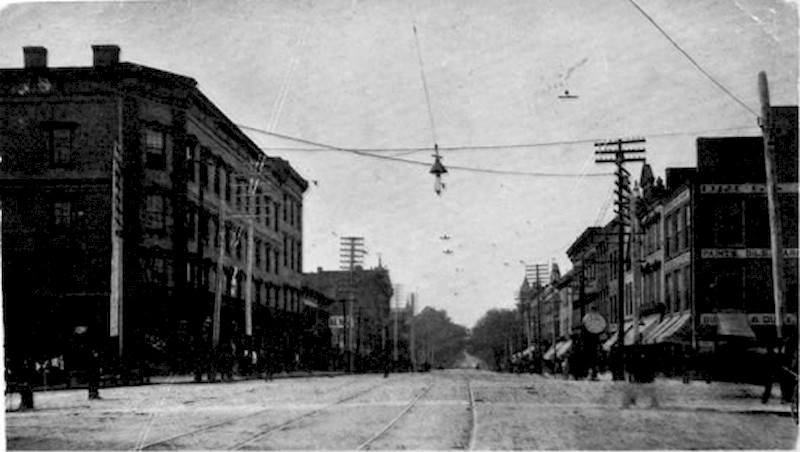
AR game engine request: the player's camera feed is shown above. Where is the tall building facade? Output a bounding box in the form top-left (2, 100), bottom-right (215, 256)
top-left (303, 265), bottom-right (393, 372)
top-left (1, 45), bottom-right (313, 375)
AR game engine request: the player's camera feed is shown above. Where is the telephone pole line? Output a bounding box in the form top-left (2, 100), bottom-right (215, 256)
top-left (340, 236), bottom-right (366, 373)
top-left (595, 137), bottom-right (646, 381)
top-left (525, 263), bottom-right (548, 372)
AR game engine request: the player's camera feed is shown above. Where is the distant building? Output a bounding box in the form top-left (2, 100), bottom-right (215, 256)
top-left (303, 265), bottom-right (393, 372)
top-left (0, 45), bottom-right (311, 376)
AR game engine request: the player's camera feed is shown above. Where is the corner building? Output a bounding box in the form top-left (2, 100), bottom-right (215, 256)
top-left (0, 45), bottom-right (310, 376)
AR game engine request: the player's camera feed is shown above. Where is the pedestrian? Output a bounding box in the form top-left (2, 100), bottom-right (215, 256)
top-left (762, 336), bottom-right (796, 404)
top-left (622, 346), bottom-right (658, 409)
top-left (761, 340), bottom-right (781, 404)
top-left (87, 348), bottom-right (101, 400)
top-left (18, 358), bottom-right (36, 410)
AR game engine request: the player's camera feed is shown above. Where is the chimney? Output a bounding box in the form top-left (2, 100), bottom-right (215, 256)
top-left (92, 45), bottom-right (120, 67)
top-left (23, 46), bottom-right (47, 69)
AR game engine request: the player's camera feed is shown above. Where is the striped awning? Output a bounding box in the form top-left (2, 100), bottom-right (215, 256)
top-left (625, 314), bottom-right (661, 345)
top-left (602, 320), bottom-right (635, 351)
top-left (555, 340), bottom-right (573, 359)
top-left (645, 312), bottom-right (692, 344)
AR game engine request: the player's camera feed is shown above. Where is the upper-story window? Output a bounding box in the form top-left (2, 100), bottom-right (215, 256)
top-left (213, 163), bottom-right (221, 195)
top-left (42, 122), bottom-right (78, 167)
top-left (144, 128), bottom-right (166, 169)
top-left (52, 200), bottom-right (72, 227)
top-left (51, 128), bottom-right (73, 166)
top-left (145, 194), bottom-right (167, 232)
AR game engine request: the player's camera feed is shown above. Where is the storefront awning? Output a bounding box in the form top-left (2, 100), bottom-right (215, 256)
top-left (716, 313), bottom-right (756, 339)
top-left (658, 312), bottom-right (692, 343)
top-left (555, 340), bottom-right (573, 359)
top-left (625, 314), bottom-right (661, 345)
top-left (643, 314), bottom-right (676, 344)
top-left (602, 320), bottom-right (635, 351)
top-left (543, 344), bottom-right (557, 361)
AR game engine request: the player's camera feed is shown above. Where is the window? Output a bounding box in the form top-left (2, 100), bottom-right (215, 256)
top-left (145, 129), bottom-right (166, 169)
top-left (185, 143), bottom-right (198, 183)
top-left (273, 202), bottom-right (280, 231)
top-left (225, 169), bottom-right (232, 203)
top-left (255, 239), bottom-right (262, 268)
top-left (225, 223), bottom-right (232, 255)
top-left (210, 216), bottom-right (219, 249)
top-left (264, 196), bottom-right (271, 228)
top-left (283, 194), bottom-right (288, 221)
top-left (199, 161), bottom-right (209, 189)
top-left (213, 164), bottom-right (221, 195)
top-left (50, 128), bottom-right (73, 166)
top-left (265, 244), bottom-right (271, 273)
top-left (53, 200), bottom-right (72, 227)
top-left (283, 234), bottom-right (288, 267)
top-left (185, 205), bottom-right (196, 241)
top-left (236, 233), bottom-right (243, 260)
top-left (145, 194), bottom-right (166, 232)
top-left (297, 240), bottom-right (302, 272)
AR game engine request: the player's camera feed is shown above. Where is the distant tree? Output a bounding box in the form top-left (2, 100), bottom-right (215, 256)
top-left (411, 307), bottom-right (468, 369)
top-left (468, 308), bottom-right (523, 371)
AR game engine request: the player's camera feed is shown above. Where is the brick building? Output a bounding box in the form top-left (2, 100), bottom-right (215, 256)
top-left (303, 266), bottom-right (393, 372)
top-left (0, 45), bottom-right (316, 377)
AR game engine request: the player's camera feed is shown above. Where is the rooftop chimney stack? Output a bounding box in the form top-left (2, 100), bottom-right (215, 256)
top-left (23, 46), bottom-right (47, 69)
top-left (92, 45), bottom-right (120, 67)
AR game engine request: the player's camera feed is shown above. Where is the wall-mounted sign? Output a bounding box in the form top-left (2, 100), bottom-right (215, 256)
top-left (700, 313), bottom-right (797, 326)
top-left (328, 315), bottom-right (354, 329)
top-left (701, 248), bottom-right (799, 259)
top-left (700, 183), bottom-right (798, 194)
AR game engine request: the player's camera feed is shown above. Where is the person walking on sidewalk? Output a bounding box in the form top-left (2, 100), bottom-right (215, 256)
top-left (622, 345), bottom-right (659, 409)
top-left (762, 336), bottom-right (795, 404)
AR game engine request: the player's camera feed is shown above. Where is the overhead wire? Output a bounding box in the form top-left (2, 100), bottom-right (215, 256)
top-left (624, 0), bottom-right (759, 117)
top-left (244, 126), bottom-right (612, 178)
top-left (240, 124), bottom-right (759, 154)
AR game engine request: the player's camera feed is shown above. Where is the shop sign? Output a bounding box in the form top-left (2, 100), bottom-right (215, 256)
top-left (700, 313), bottom-right (797, 326)
top-left (700, 183), bottom-right (798, 194)
top-left (583, 313), bottom-right (607, 334)
top-left (701, 248), bottom-right (799, 259)
top-left (328, 315), bottom-right (353, 329)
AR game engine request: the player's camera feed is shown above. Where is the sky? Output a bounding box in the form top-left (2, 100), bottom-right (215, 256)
top-left (0, 0), bottom-right (796, 328)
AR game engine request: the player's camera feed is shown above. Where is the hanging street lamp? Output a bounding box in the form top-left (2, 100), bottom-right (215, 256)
top-left (429, 143), bottom-right (448, 195)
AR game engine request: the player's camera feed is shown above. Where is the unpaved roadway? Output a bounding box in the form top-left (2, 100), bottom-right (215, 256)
top-left (5, 369), bottom-right (797, 450)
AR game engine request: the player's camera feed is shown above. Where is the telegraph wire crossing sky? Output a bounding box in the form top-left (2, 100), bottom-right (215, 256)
top-left (0, 0), bottom-right (796, 327)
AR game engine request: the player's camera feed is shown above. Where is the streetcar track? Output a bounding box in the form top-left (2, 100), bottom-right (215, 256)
top-left (229, 380), bottom-right (385, 450)
top-left (466, 377), bottom-right (477, 451)
top-left (134, 379), bottom-right (379, 451)
top-left (356, 380), bottom-right (436, 451)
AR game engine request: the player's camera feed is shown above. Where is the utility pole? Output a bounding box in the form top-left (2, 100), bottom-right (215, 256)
top-left (340, 236), bottom-right (366, 373)
top-left (595, 137), bottom-right (646, 381)
top-left (758, 72), bottom-right (787, 341)
top-left (525, 263), bottom-right (548, 372)
top-left (212, 202), bottom-right (226, 351)
top-left (409, 292), bottom-right (416, 372)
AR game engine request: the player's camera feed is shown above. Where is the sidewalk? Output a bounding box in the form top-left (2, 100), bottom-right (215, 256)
top-left (147, 370), bottom-right (346, 385)
top-left (534, 371), bottom-right (794, 417)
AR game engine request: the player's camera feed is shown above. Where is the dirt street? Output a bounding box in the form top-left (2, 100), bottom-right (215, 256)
top-left (4, 370), bottom-right (797, 450)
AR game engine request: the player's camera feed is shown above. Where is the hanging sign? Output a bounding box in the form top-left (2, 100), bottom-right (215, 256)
top-left (583, 313), bottom-right (607, 334)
